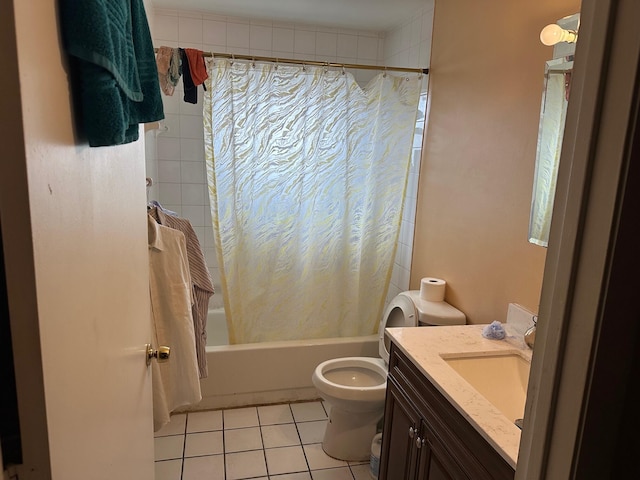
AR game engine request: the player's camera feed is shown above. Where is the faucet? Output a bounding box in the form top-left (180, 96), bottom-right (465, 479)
top-left (524, 315), bottom-right (537, 349)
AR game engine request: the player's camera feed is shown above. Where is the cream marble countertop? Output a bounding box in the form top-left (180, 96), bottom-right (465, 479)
top-left (386, 324), bottom-right (532, 469)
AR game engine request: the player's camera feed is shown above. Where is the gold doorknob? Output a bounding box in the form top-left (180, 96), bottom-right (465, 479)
top-left (146, 344), bottom-right (171, 366)
top-left (157, 345), bottom-right (171, 361)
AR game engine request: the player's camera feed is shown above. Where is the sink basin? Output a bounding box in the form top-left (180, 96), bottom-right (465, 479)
top-left (441, 352), bottom-right (530, 422)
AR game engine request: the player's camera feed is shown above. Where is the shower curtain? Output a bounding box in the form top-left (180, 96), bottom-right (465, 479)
top-left (203, 59), bottom-right (422, 344)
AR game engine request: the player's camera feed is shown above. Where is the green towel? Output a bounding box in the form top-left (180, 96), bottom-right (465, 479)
top-left (60, 0), bottom-right (164, 147)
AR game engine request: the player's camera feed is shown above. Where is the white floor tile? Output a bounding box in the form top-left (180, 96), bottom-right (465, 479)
top-left (226, 449), bottom-right (268, 480)
top-left (155, 402), bottom-right (371, 480)
top-left (311, 467), bottom-right (356, 480)
top-left (186, 409), bottom-right (223, 433)
top-left (270, 473), bottom-right (312, 480)
top-left (296, 420), bottom-right (327, 444)
top-left (303, 443), bottom-right (349, 470)
top-left (224, 406), bottom-right (260, 429)
top-left (350, 462), bottom-right (373, 479)
top-left (182, 454), bottom-right (225, 480)
top-left (265, 445), bottom-right (309, 475)
top-left (154, 435), bottom-right (184, 461)
top-left (155, 414), bottom-right (186, 437)
top-left (258, 403), bottom-right (294, 425)
top-left (291, 401), bottom-right (327, 422)
top-left (262, 423), bottom-right (300, 448)
top-left (224, 426), bottom-right (263, 452)
top-left (154, 459), bottom-right (182, 480)
top-left (184, 431), bottom-right (224, 457)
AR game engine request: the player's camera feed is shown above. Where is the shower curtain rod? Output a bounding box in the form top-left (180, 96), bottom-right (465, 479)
top-left (155, 48), bottom-right (428, 74)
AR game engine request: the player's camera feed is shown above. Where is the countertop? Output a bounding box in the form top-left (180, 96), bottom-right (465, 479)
top-left (385, 324), bottom-right (532, 469)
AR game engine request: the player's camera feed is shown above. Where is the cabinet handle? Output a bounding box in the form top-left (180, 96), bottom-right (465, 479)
top-left (409, 427), bottom-right (415, 438)
top-left (416, 436), bottom-right (423, 448)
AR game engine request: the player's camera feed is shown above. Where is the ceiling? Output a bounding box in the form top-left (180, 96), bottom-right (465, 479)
top-left (151, 0), bottom-right (431, 31)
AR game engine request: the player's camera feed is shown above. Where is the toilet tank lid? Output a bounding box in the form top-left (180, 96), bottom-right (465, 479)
top-left (406, 291), bottom-right (466, 326)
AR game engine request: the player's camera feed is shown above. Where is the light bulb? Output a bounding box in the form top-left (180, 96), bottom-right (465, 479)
top-left (540, 24), bottom-right (577, 46)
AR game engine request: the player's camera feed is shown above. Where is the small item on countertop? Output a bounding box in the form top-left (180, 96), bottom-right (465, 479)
top-left (482, 320), bottom-right (506, 340)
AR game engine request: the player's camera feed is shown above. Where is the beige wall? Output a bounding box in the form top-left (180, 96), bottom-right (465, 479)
top-left (412, 0), bottom-right (580, 324)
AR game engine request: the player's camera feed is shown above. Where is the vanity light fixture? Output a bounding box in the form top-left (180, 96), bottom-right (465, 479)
top-left (540, 23), bottom-right (578, 46)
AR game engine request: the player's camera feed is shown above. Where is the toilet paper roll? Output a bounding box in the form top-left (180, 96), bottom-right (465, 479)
top-left (420, 277), bottom-right (446, 302)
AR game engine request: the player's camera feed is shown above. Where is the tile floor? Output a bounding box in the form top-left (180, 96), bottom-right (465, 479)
top-left (154, 400), bottom-right (374, 480)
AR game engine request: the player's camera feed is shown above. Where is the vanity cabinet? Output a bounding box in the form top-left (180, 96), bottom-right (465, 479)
top-left (378, 343), bottom-right (515, 480)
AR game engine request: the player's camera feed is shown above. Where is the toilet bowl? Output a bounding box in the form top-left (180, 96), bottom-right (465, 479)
top-left (313, 356), bottom-right (387, 410)
top-left (312, 290), bottom-right (466, 461)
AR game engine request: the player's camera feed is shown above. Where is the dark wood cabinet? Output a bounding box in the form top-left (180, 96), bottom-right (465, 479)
top-left (378, 343), bottom-right (515, 480)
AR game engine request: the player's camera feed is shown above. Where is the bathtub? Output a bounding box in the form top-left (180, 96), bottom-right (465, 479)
top-left (193, 309), bottom-right (379, 410)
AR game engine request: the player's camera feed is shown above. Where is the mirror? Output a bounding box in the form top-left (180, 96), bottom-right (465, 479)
top-left (529, 13), bottom-right (579, 247)
top-left (528, 55), bottom-right (573, 246)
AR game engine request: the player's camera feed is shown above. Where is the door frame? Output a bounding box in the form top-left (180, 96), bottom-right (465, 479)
top-left (517, 0), bottom-right (640, 477)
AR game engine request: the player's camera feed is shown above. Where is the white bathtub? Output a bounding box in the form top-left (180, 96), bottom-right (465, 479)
top-left (193, 309), bottom-right (379, 410)
top-left (205, 307), bottom-right (230, 347)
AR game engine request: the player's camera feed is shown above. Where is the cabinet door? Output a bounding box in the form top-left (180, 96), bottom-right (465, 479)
top-left (379, 377), bottom-right (421, 480)
top-left (391, 346), bottom-right (515, 480)
top-left (418, 420), bottom-right (469, 480)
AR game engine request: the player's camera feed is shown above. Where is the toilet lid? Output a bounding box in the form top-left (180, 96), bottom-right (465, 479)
top-left (378, 293), bottom-right (418, 364)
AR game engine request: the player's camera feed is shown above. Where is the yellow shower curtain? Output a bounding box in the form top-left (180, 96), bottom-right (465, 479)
top-left (203, 59), bottom-right (422, 344)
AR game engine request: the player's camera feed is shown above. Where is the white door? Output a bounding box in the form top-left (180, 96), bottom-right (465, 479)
top-left (0, 0), bottom-right (155, 478)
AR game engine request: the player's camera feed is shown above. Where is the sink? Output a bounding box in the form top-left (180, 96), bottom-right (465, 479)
top-left (441, 352), bottom-right (530, 422)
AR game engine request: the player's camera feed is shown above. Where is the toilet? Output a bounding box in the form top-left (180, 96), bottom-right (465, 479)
top-left (312, 289), bottom-right (466, 461)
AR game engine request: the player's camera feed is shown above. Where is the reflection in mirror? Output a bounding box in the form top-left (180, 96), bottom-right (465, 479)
top-left (529, 56), bottom-right (573, 246)
top-left (529, 12), bottom-right (579, 247)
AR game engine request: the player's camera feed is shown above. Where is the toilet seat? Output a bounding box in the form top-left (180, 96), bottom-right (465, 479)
top-left (312, 357), bottom-right (387, 403)
top-left (311, 292), bottom-right (419, 408)
top-left (378, 292), bottom-right (419, 364)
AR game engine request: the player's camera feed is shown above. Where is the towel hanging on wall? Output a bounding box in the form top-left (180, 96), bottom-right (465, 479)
top-left (59, 0), bottom-right (164, 147)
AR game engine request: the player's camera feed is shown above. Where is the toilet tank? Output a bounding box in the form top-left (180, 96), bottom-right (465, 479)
top-left (405, 291), bottom-right (466, 326)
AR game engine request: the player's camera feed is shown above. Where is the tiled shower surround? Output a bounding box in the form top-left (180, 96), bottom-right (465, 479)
top-left (145, 5), bottom-right (434, 332)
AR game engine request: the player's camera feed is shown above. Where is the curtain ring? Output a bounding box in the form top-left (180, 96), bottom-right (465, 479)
top-left (274, 58), bottom-right (279, 70)
top-left (230, 53), bottom-right (235, 65)
top-left (383, 66), bottom-right (387, 78)
top-left (251, 57), bottom-right (256, 68)
top-left (341, 65), bottom-right (346, 75)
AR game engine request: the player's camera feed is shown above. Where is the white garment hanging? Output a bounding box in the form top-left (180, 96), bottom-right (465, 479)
top-left (147, 214), bottom-right (201, 431)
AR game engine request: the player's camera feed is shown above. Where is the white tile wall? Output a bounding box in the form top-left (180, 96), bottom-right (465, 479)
top-left (146, 5), bottom-right (434, 338)
top-left (384, 4), bottom-right (433, 305)
top-left (384, 2), bottom-right (434, 69)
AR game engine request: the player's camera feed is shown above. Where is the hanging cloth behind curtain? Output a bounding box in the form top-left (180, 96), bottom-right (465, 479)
top-left (203, 59), bottom-right (422, 344)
